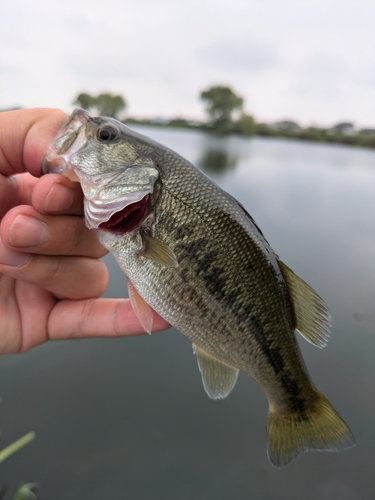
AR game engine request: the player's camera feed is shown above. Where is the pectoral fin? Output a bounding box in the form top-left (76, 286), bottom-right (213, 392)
top-left (193, 344), bottom-right (239, 399)
top-left (278, 260), bottom-right (331, 348)
top-left (140, 233), bottom-right (178, 268)
top-left (128, 279), bottom-right (153, 334)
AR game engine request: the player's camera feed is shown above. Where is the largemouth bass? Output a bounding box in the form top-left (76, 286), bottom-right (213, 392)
top-left (43, 109), bottom-right (353, 466)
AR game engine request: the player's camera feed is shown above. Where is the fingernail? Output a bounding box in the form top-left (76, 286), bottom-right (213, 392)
top-left (0, 241), bottom-right (31, 267)
top-left (9, 215), bottom-right (49, 247)
top-left (44, 183), bottom-right (75, 213)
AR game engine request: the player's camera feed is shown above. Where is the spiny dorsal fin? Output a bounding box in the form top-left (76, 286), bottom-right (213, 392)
top-left (278, 260), bottom-right (331, 348)
top-left (128, 279), bottom-right (153, 334)
top-left (140, 232), bottom-right (178, 268)
top-left (193, 344), bottom-right (239, 399)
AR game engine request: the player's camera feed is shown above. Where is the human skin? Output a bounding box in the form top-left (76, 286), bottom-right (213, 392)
top-left (0, 108), bottom-right (169, 354)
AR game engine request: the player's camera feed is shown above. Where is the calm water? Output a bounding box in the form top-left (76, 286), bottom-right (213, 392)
top-left (1, 128), bottom-right (375, 499)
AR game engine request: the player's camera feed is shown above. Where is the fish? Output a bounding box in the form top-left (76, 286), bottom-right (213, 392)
top-left (43, 109), bottom-right (354, 467)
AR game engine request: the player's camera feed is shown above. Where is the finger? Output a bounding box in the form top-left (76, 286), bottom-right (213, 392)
top-left (0, 173), bottom-right (38, 219)
top-left (1, 205), bottom-right (106, 258)
top-left (48, 298), bottom-right (171, 340)
top-left (0, 108), bottom-right (67, 177)
top-left (0, 274), bottom-right (22, 353)
top-left (0, 279), bottom-right (55, 354)
top-left (0, 238), bottom-right (109, 299)
top-left (32, 174), bottom-right (84, 215)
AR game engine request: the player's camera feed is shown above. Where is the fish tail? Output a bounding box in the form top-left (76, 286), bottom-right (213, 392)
top-left (267, 390), bottom-right (354, 467)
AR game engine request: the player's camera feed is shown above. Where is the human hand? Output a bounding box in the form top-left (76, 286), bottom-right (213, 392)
top-left (0, 109), bottom-right (169, 354)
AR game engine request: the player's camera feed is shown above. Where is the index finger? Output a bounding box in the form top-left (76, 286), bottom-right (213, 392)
top-left (0, 108), bottom-right (67, 177)
top-left (48, 298), bottom-right (171, 340)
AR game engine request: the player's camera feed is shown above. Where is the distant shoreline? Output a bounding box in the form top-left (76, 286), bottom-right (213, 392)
top-left (125, 118), bottom-right (375, 150)
top-left (1, 108), bottom-right (373, 150)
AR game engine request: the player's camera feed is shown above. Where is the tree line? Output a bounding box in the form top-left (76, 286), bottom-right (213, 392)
top-left (73, 87), bottom-right (254, 134)
top-left (72, 88), bottom-right (375, 148)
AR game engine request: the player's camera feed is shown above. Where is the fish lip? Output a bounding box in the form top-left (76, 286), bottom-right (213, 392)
top-left (41, 109), bottom-right (90, 176)
top-left (53, 108), bottom-right (92, 143)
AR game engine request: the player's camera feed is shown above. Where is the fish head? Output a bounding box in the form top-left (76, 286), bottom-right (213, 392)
top-left (42, 108), bottom-right (160, 234)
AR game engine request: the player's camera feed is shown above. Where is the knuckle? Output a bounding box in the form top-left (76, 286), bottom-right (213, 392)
top-left (64, 217), bottom-right (104, 257)
top-left (45, 255), bottom-right (65, 284)
top-left (79, 298), bottom-right (96, 336)
top-left (68, 217), bottom-right (85, 253)
top-left (113, 301), bottom-right (124, 337)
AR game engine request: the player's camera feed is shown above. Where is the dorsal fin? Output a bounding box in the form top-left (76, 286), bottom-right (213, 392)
top-left (193, 344), bottom-right (239, 399)
top-left (127, 279), bottom-right (154, 334)
top-left (278, 260), bottom-right (331, 348)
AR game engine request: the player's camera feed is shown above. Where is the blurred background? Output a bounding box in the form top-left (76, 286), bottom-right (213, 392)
top-left (1, 0), bottom-right (375, 128)
top-left (1, 1), bottom-right (375, 499)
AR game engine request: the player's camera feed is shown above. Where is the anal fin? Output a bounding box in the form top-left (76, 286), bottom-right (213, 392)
top-left (278, 260), bottom-right (331, 348)
top-left (193, 344), bottom-right (239, 399)
top-left (128, 279), bottom-right (153, 334)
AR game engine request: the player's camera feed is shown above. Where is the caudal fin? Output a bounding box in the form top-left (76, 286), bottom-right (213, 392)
top-left (267, 391), bottom-right (354, 467)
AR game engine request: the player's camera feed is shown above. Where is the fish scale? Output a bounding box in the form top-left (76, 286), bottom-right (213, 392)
top-left (43, 109), bottom-right (354, 467)
top-left (107, 153), bottom-right (318, 408)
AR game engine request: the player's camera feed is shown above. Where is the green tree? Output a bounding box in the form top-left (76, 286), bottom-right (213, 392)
top-left (73, 92), bottom-right (97, 111)
top-left (72, 92), bottom-right (127, 119)
top-left (237, 113), bottom-right (255, 136)
top-left (200, 85), bottom-right (243, 131)
top-left (96, 93), bottom-right (126, 119)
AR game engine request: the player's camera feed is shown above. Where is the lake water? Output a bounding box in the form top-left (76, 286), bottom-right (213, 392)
top-left (1, 128), bottom-right (375, 499)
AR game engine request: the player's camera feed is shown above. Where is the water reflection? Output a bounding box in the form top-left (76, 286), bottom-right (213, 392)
top-left (1, 128), bottom-right (374, 499)
top-left (197, 148), bottom-right (238, 175)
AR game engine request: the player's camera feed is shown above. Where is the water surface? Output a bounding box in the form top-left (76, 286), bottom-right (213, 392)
top-left (1, 128), bottom-right (374, 499)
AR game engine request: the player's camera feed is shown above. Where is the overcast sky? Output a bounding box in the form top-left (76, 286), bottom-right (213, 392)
top-left (1, 0), bottom-right (375, 127)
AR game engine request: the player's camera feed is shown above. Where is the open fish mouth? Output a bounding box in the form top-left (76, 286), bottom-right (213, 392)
top-left (98, 195), bottom-right (150, 234)
top-left (42, 108), bottom-right (159, 235)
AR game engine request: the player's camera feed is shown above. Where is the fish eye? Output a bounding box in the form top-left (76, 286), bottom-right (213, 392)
top-left (96, 126), bottom-right (118, 142)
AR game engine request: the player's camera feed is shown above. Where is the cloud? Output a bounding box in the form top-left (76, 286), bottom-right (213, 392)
top-left (0, 64), bottom-right (24, 75)
top-left (65, 54), bottom-right (133, 79)
top-left (197, 39), bottom-right (279, 73)
top-left (2, 0), bottom-right (375, 124)
top-left (291, 52), bottom-right (353, 97)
